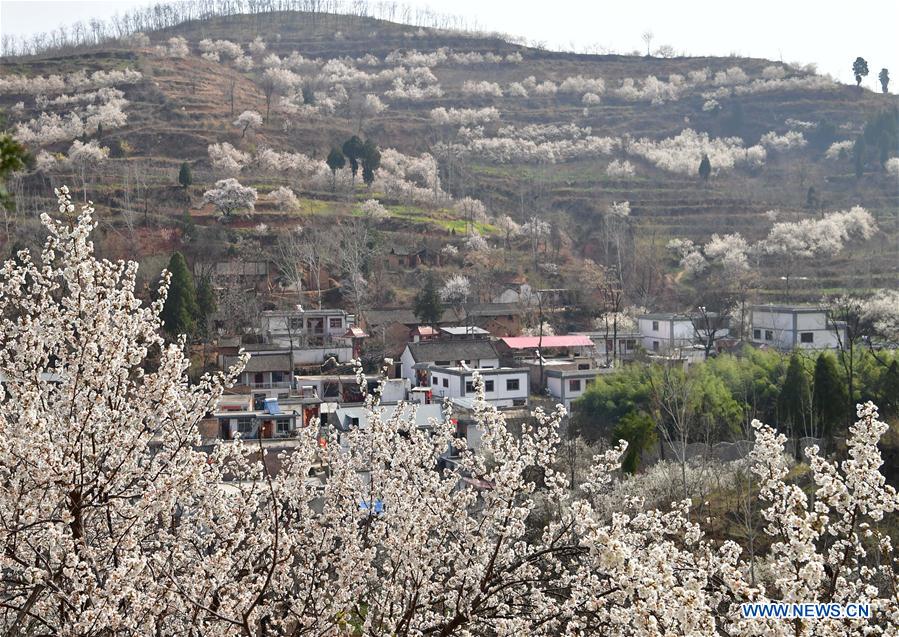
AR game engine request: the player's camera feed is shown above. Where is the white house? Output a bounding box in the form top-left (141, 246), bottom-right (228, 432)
top-left (545, 368), bottom-right (609, 410)
top-left (426, 365), bottom-right (529, 408)
top-left (750, 305), bottom-right (848, 350)
top-left (576, 331), bottom-right (641, 364)
top-left (400, 339), bottom-right (501, 386)
top-left (637, 313), bottom-right (697, 353)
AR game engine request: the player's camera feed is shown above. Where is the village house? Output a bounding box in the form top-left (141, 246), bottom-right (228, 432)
top-left (465, 303), bottom-right (525, 336)
top-left (749, 305), bottom-right (848, 350)
top-left (254, 308), bottom-right (366, 366)
top-left (199, 260), bottom-right (274, 293)
top-left (211, 395), bottom-right (301, 440)
top-left (637, 313), bottom-right (694, 353)
top-left (576, 330), bottom-right (642, 365)
top-left (220, 348), bottom-right (293, 393)
top-left (386, 246), bottom-right (433, 269)
top-left (426, 365), bottom-right (530, 408)
top-left (545, 368), bottom-right (611, 411)
top-left (400, 339), bottom-right (502, 386)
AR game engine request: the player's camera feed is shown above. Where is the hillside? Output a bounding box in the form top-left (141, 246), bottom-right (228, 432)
top-left (2, 10), bottom-right (898, 326)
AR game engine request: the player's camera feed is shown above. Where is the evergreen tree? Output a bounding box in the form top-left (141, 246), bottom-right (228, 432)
top-left (852, 57), bottom-right (869, 88)
top-left (178, 162), bottom-right (192, 189)
top-left (413, 273), bottom-right (443, 326)
top-left (698, 154), bottom-right (711, 180)
top-left (777, 353), bottom-right (811, 443)
top-left (878, 360), bottom-right (899, 417)
top-left (160, 252), bottom-right (198, 338)
top-left (812, 352), bottom-right (848, 438)
top-left (194, 276), bottom-right (217, 339)
top-left (879, 68), bottom-right (890, 94)
top-left (612, 410), bottom-right (657, 474)
top-left (361, 138), bottom-right (381, 187)
top-left (342, 135), bottom-right (365, 183)
top-left (326, 147), bottom-right (346, 190)
top-left (0, 134), bottom-right (28, 210)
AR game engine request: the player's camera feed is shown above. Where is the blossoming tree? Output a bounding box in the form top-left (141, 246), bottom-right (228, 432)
top-left (1, 189), bottom-right (897, 635)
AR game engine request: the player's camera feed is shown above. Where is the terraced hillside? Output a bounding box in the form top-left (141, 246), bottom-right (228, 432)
top-left (2, 9), bottom-right (897, 320)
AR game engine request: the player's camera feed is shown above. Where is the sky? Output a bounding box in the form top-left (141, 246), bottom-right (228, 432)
top-left (2, 0), bottom-right (898, 91)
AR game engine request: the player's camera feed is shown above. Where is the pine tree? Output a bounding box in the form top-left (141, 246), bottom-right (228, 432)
top-left (342, 135), bottom-right (365, 183)
top-left (326, 147), bottom-right (346, 190)
top-left (160, 252), bottom-right (198, 338)
top-left (777, 353), bottom-right (811, 441)
top-left (178, 162), bottom-right (192, 189)
top-left (413, 273), bottom-right (443, 326)
top-left (812, 352), bottom-right (848, 438)
top-left (361, 138), bottom-right (381, 187)
top-left (194, 276), bottom-right (216, 339)
top-left (853, 57), bottom-right (869, 89)
top-left (698, 154), bottom-right (711, 180)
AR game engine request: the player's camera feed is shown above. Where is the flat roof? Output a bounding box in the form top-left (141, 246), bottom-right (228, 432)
top-left (427, 365), bottom-right (528, 376)
top-left (440, 326), bottom-right (490, 335)
top-left (749, 305), bottom-right (827, 313)
top-left (545, 368), bottom-right (610, 379)
top-left (638, 313), bottom-right (692, 321)
top-left (500, 335), bottom-right (594, 349)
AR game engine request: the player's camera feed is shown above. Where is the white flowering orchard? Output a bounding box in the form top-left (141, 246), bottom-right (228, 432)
top-left (1, 189), bottom-right (898, 634)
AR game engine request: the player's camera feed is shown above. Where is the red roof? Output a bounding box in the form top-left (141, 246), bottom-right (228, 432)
top-left (500, 335), bottom-right (594, 349)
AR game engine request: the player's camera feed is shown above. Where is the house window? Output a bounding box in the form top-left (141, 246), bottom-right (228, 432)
top-left (434, 360), bottom-right (451, 366)
top-left (289, 317), bottom-right (303, 331)
top-left (800, 332), bottom-right (814, 343)
top-left (652, 320), bottom-right (659, 331)
top-left (465, 381), bottom-right (475, 392)
top-left (484, 380), bottom-right (494, 392)
top-left (237, 417), bottom-right (254, 434)
top-left (606, 339), bottom-right (613, 351)
top-left (350, 417), bottom-right (360, 428)
top-left (307, 318), bottom-right (324, 334)
top-left (513, 398), bottom-right (527, 406)
top-left (765, 330), bottom-right (773, 341)
top-left (625, 339), bottom-right (636, 350)
top-left (253, 372), bottom-right (264, 385)
top-left (276, 418), bottom-right (291, 434)
top-left (506, 378), bottom-right (520, 391)
top-left (569, 379), bottom-right (582, 392)
top-left (329, 317), bottom-right (342, 329)
top-left (442, 378), bottom-right (448, 387)
top-left (432, 377), bottom-right (438, 385)
top-left (652, 341), bottom-right (659, 352)
top-left (578, 363), bottom-right (590, 370)
top-left (753, 329), bottom-right (761, 340)
top-left (272, 371), bottom-right (284, 383)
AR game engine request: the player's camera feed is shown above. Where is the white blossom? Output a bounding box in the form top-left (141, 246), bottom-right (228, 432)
top-left (606, 159), bottom-right (636, 177)
top-left (233, 109), bottom-right (263, 136)
top-left (359, 198), bottom-right (389, 222)
top-left (203, 178), bottom-right (257, 219)
top-left (269, 185), bottom-right (299, 211)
